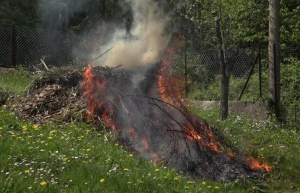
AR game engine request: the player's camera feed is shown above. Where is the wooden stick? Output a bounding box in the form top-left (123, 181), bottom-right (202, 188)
top-left (40, 59), bottom-right (49, 71)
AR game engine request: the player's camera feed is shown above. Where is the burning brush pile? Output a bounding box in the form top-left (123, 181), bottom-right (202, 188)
top-left (9, 57), bottom-right (272, 182)
top-left (80, 57), bottom-right (272, 182)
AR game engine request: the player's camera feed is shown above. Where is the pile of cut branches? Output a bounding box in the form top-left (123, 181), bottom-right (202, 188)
top-left (9, 67), bottom-right (86, 124)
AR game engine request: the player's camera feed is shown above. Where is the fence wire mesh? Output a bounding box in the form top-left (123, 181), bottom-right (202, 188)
top-left (0, 25), bottom-right (12, 68)
top-left (166, 48), bottom-right (260, 101)
top-left (0, 24), bottom-right (96, 69)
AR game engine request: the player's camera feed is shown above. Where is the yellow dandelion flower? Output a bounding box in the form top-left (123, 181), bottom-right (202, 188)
top-left (252, 186), bottom-right (256, 190)
top-left (48, 136), bottom-right (53, 140)
top-left (114, 143), bottom-right (119, 147)
top-left (25, 170), bottom-right (30, 174)
top-left (63, 157), bottom-right (68, 162)
top-left (0, 134), bottom-right (2, 138)
top-left (174, 177), bottom-right (179, 181)
top-left (261, 148), bottom-right (264, 151)
top-left (100, 178), bottom-right (105, 183)
top-left (86, 130), bottom-right (90, 134)
top-left (187, 181), bottom-right (194, 184)
top-left (41, 141), bottom-right (45, 144)
top-left (184, 186), bottom-right (189, 189)
top-left (163, 166), bottom-right (167, 169)
top-left (129, 154), bottom-right (134, 157)
top-left (123, 168), bottom-right (129, 171)
top-left (269, 144), bottom-right (273, 147)
top-left (50, 130), bottom-right (57, 134)
top-left (86, 149), bottom-right (91, 152)
top-left (202, 181), bottom-right (206, 185)
top-left (127, 181), bottom-right (132, 184)
top-left (215, 186), bottom-right (219, 189)
top-left (13, 104), bottom-right (18, 108)
top-left (61, 136), bottom-right (65, 139)
top-left (33, 125), bottom-right (39, 130)
top-left (22, 126), bottom-right (27, 131)
top-left (208, 186), bottom-right (211, 188)
top-left (155, 169), bottom-right (160, 172)
top-left (0, 126), bottom-right (3, 130)
top-left (40, 181), bottom-right (47, 186)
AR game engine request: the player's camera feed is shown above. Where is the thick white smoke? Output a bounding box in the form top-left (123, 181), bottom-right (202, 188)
top-left (99, 0), bottom-right (171, 69)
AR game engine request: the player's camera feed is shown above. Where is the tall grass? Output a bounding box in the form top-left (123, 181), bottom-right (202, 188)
top-left (0, 67), bottom-right (32, 93)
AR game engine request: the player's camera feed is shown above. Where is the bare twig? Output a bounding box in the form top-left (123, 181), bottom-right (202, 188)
top-left (40, 59), bottom-right (49, 71)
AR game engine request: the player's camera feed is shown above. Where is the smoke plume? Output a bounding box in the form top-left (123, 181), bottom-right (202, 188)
top-left (99, 0), bottom-right (171, 69)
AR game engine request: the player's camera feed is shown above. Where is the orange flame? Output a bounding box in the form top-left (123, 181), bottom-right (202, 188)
top-left (81, 64), bottom-right (116, 130)
top-left (246, 157), bottom-right (272, 172)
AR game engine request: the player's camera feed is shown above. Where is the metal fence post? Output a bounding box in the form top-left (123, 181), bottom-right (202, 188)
top-left (259, 44), bottom-right (262, 98)
top-left (238, 53), bottom-right (259, 101)
top-left (185, 48), bottom-right (188, 99)
top-left (11, 23), bottom-right (16, 68)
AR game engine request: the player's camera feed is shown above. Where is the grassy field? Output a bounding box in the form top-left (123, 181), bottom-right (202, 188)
top-left (0, 67), bottom-right (32, 93)
top-left (0, 68), bottom-right (299, 192)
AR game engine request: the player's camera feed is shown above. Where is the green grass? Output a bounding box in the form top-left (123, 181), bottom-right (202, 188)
top-left (0, 67), bottom-right (32, 93)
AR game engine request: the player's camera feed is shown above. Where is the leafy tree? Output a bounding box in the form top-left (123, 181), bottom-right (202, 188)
top-left (0, 0), bottom-right (39, 27)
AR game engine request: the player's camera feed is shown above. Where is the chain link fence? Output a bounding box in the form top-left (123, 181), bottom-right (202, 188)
top-left (0, 25), bottom-right (13, 68)
top-left (0, 24), bottom-right (97, 69)
top-left (165, 48), bottom-right (261, 101)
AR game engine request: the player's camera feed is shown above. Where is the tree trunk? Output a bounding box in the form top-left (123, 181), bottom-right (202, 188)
top-left (215, 16), bottom-right (229, 120)
top-left (268, 0), bottom-right (280, 120)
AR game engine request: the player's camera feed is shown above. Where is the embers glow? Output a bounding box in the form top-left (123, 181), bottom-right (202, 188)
top-left (129, 128), bottom-right (138, 139)
top-left (142, 139), bottom-right (149, 150)
top-left (184, 124), bottom-right (202, 141)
